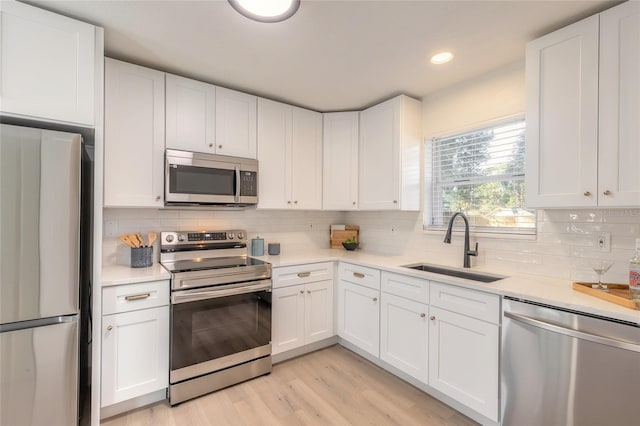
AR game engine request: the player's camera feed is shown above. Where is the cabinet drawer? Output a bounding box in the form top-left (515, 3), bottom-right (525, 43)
top-left (429, 282), bottom-right (500, 324)
top-left (273, 262), bottom-right (334, 289)
top-left (103, 280), bottom-right (170, 315)
top-left (339, 263), bottom-right (380, 290)
top-left (381, 272), bottom-right (430, 304)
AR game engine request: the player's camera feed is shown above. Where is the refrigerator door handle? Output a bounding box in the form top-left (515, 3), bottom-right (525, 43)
top-left (0, 314), bottom-right (78, 333)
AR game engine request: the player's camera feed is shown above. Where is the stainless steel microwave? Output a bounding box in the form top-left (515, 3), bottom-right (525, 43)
top-left (165, 149), bottom-right (258, 206)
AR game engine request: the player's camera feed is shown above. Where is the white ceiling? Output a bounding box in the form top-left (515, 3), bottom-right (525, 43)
top-left (27, 0), bottom-right (619, 111)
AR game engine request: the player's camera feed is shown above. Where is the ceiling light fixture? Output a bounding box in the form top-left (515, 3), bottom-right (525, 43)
top-left (430, 51), bottom-right (454, 65)
top-left (228, 0), bottom-right (300, 23)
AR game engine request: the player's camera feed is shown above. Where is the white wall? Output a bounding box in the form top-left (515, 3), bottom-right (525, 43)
top-left (422, 60), bottom-right (525, 138)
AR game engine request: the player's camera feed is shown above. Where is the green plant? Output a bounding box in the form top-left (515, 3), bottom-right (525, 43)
top-left (344, 238), bottom-right (357, 244)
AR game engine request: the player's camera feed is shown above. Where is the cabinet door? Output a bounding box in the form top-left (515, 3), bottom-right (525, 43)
top-left (525, 15), bottom-right (599, 208)
top-left (291, 107), bottom-right (323, 209)
top-left (337, 280), bottom-right (380, 357)
top-left (428, 307), bottom-right (499, 422)
top-left (304, 280), bottom-right (334, 344)
top-left (271, 285), bottom-right (305, 354)
top-left (0, 1), bottom-right (95, 125)
top-left (165, 74), bottom-right (216, 154)
top-left (380, 293), bottom-right (429, 383)
top-left (323, 112), bottom-right (359, 210)
top-left (215, 87), bottom-right (257, 159)
top-left (359, 98), bottom-right (400, 210)
top-left (598, 1), bottom-right (640, 207)
top-left (104, 59), bottom-right (165, 207)
top-left (101, 306), bottom-right (169, 407)
top-left (257, 98), bottom-right (292, 208)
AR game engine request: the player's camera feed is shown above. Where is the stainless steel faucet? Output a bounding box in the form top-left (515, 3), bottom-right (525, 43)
top-left (443, 212), bottom-right (478, 268)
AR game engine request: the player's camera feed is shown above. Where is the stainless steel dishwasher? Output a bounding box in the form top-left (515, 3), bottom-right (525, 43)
top-left (501, 297), bottom-right (640, 426)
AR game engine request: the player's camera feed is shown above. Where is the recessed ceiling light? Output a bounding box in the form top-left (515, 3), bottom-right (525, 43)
top-left (228, 0), bottom-right (300, 23)
top-left (430, 51), bottom-right (454, 65)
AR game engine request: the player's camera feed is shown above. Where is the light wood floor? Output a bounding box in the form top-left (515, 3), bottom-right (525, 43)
top-left (102, 345), bottom-right (478, 426)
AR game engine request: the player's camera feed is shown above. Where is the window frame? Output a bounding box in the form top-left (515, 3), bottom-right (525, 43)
top-left (423, 114), bottom-right (536, 238)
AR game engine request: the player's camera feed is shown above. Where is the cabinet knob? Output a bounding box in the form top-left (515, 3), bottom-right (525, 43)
top-left (583, 191), bottom-right (591, 196)
top-left (393, 200), bottom-right (398, 204)
top-left (287, 201), bottom-right (291, 204)
top-left (155, 196), bottom-right (161, 201)
top-left (107, 325), bottom-right (113, 331)
top-left (420, 313), bottom-right (426, 318)
top-left (294, 200), bottom-right (298, 204)
top-left (352, 201), bottom-right (356, 205)
top-left (603, 190), bottom-right (611, 195)
top-left (373, 297), bottom-right (378, 302)
top-left (209, 143), bottom-right (213, 148)
top-left (430, 315), bottom-right (436, 321)
top-left (218, 145), bottom-right (223, 149)
top-left (300, 290), bottom-right (304, 294)
top-left (307, 290), bottom-right (311, 294)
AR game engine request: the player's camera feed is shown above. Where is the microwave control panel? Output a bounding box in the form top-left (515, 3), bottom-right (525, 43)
top-left (239, 171), bottom-right (257, 196)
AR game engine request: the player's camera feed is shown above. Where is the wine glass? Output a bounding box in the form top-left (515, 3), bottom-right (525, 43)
top-left (589, 259), bottom-right (614, 291)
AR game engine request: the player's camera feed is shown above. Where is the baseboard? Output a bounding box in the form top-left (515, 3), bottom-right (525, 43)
top-left (272, 336), bottom-right (339, 364)
top-left (100, 389), bottom-right (167, 420)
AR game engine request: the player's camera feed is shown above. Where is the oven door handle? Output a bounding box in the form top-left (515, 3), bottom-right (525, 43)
top-left (172, 280), bottom-right (272, 304)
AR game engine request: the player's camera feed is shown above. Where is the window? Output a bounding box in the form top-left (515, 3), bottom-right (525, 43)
top-left (425, 117), bottom-right (535, 235)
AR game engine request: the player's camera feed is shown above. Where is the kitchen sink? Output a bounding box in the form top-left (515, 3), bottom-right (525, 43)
top-left (401, 263), bottom-right (505, 283)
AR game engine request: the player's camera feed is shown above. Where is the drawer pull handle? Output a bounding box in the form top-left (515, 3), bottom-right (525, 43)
top-left (107, 325), bottom-right (113, 331)
top-left (125, 293), bottom-right (151, 301)
top-left (353, 272), bottom-right (365, 278)
top-left (297, 272), bottom-right (311, 278)
top-left (420, 313), bottom-right (426, 318)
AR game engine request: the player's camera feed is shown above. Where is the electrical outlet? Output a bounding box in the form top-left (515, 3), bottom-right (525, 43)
top-left (104, 220), bottom-right (118, 237)
top-left (595, 232), bottom-right (611, 252)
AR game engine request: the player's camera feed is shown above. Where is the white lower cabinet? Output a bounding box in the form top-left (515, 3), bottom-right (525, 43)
top-left (380, 292), bottom-right (429, 383)
top-left (337, 280), bottom-right (380, 357)
top-left (272, 263), bottom-right (334, 355)
top-left (429, 299), bottom-right (499, 421)
top-left (101, 281), bottom-right (169, 407)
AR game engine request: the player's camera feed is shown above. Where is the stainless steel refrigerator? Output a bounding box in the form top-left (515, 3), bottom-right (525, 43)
top-left (0, 123), bottom-right (82, 425)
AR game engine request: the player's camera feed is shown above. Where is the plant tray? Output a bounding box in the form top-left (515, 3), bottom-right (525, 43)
top-left (572, 282), bottom-right (638, 310)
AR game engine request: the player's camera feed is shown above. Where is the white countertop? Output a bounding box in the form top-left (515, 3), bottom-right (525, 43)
top-left (102, 248), bottom-right (640, 324)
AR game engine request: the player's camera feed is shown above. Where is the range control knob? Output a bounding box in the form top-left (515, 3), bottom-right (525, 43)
top-left (165, 234), bottom-right (174, 243)
top-left (237, 232), bottom-right (244, 240)
top-left (177, 234), bottom-right (185, 242)
top-left (227, 232), bottom-right (235, 239)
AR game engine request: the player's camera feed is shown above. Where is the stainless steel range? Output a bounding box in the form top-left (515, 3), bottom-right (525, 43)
top-left (160, 229), bottom-right (272, 405)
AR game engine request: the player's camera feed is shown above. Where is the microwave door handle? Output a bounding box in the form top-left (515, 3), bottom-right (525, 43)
top-left (234, 165), bottom-right (240, 202)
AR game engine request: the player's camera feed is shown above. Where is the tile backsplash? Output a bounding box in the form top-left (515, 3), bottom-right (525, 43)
top-left (103, 207), bottom-right (640, 284)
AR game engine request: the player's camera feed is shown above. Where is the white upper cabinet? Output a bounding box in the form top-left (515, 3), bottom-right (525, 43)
top-left (104, 59), bottom-right (165, 207)
top-left (257, 98), bottom-right (322, 209)
top-left (215, 87), bottom-right (257, 158)
top-left (359, 95), bottom-right (422, 210)
top-left (526, 1), bottom-right (640, 208)
top-left (165, 74), bottom-right (216, 154)
top-left (166, 75), bottom-right (257, 158)
top-left (0, 1), bottom-right (96, 126)
top-left (323, 112), bottom-right (359, 210)
top-left (598, 1), bottom-right (640, 206)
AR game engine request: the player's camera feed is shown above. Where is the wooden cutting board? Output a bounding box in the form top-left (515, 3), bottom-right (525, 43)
top-left (572, 282), bottom-right (638, 310)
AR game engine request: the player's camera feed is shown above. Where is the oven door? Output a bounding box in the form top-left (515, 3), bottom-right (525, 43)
top-left (170, 280), bottom-right (272, 383)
